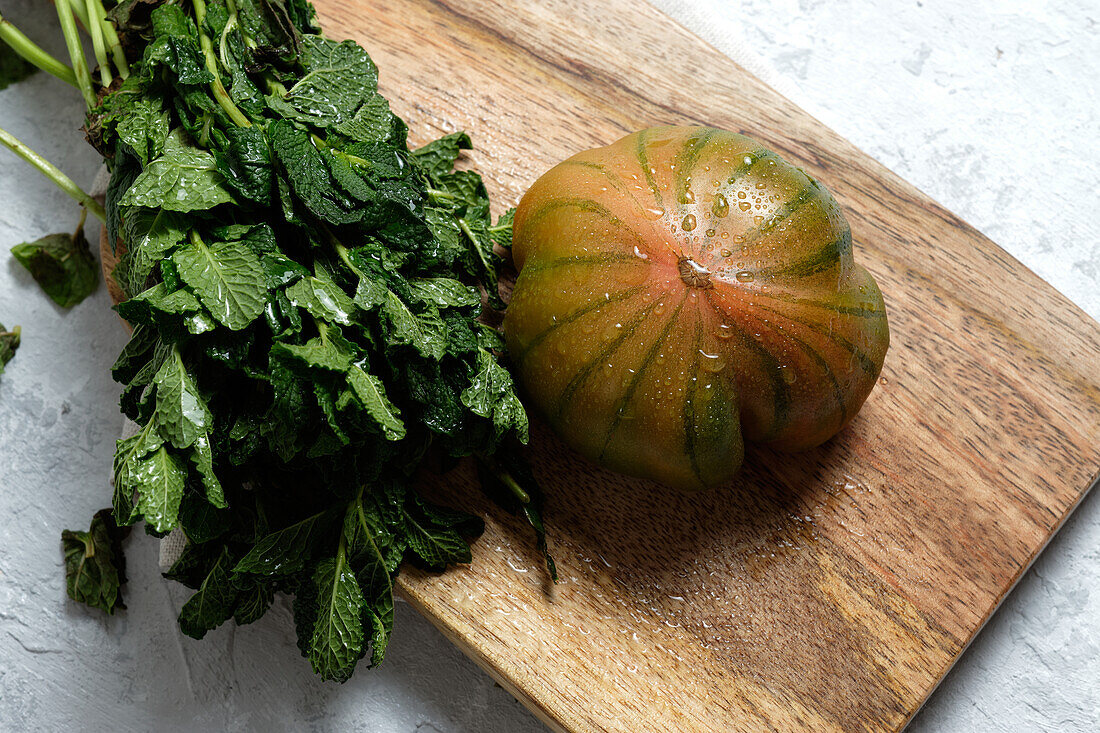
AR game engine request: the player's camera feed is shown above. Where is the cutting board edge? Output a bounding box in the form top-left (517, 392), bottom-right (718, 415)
top-left (395, 579), bottom-right (575, 733)
top-left (900, 469), bottom-right (1100, 729)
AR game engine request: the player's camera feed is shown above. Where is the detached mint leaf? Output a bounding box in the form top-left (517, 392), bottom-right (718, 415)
top-left (0, 323), bottom-right (20, 375)
top-left (307, 551), bottom-right (366, 682)
top-left (121, 130), bottom-right (234, 213)
top-left (11, 229), bottom-right (99, 308)
top-left (0, 43), bottom-right (38, 90)
top-left (173, 237), bottom-right (266, 330)
top-left (61, 509), bottom-right (131, 615)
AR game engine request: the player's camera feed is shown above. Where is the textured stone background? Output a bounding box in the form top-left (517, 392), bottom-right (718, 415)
top-left (0, 0), bottom-right (1096, 731)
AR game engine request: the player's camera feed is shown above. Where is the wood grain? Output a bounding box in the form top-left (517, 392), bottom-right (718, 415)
top-left (105, 1), bottom-right (1100, 730)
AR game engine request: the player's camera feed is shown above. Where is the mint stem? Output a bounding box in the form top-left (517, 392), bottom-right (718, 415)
top-left (0, 14), bottom-right (78, 87)
top-left (54, 0), bottom-right (97, 109)
top-left (82, 0), bottom-right (113, 86)
top-left (93, 0), bottom-right (128, 79)
top-left (192, 0), bottom-right (251, 127)
top-left (0, 126), bottom-right (106, 222)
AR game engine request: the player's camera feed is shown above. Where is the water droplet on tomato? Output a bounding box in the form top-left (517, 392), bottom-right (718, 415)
top-left (644, 206), bottom-right (665, 219)
top-left (681, 214), bottom-right (697, 231)
top-left (754, 215), bottom-right (765, 225)
top-left (717, 324), bottom-right (734, 339)
top-left (735, 271), bottom-right (754, 283)
top-left (654, 301), bottom-right (666, 315)
top-left (712, 194), bottom-right (729, 218)
top-left (755, 181), bottom-right (767, 189)
top-left (633, 245), bottom-right (649, 260)
top-left (705, 228), bottom-right (716, 237)
top-left (601, 322), bottom-right (623, 341)
top-left (699, 350), bottom-right (725, 372)
top-left (679, 189), bottom-right (695, 204)
top-left (780, 366), bottom-right (797, 384)
top-left (719, 248), bottom-right (732, 258)
top-left (738, 201), bottom-right (751, 212)
top-left (743, 155), bottom-right (754, 165)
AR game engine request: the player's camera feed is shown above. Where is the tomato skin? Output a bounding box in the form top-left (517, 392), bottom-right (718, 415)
top-left (504, 126), bottom-right (889, 490)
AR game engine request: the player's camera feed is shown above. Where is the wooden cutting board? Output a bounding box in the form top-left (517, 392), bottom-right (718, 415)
top-left (106, 0), bottom-right (1100, 730)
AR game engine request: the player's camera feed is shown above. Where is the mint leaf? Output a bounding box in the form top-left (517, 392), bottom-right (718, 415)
top-left (346, 364), bottom-right (405, 441)
top-left (462, 347), bottom-right (529, 442)
top-left (306, 551), bottom-right (365, 682)
top-left (11, 229), bottom-right (99, 308)
top-left (133, 444), bottom-right (187, 533)
top-left (285, 276), bottom-right (356, 325)
top-left (173, 237), bottom-right (266, 330)
top-left (121, 130), bottom-right (234, 212)
top-left (274, 36), bottom-right (378, 129)
top-left (61, 509), bottom-right (130, 615)
top-left (407, 277), bottom-right (480, 308)
top-left (0, 323), bottom-right (20, 375)
top-left (233, 511), bottom-right (330, 575)
top-left (117, 94), bottom-right (172, 166)
top-left (116, 208), bottom-right (188, 297)
top-left (152, 346), bottom-right (212, 449)
top-left (178, 549), bottom-right (238, 639)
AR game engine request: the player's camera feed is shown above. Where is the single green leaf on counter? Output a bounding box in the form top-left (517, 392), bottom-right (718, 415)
top-left (11, 226), bottom-right (99, 308)
top-left (0, 42), bottom-right (39, 90)
top-left (0, 323), bottom-right (20, 374)
top-left (61, 509), bottom-right (131, 615)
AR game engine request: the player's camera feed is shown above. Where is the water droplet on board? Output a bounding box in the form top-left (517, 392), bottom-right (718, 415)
top-left (720, 231), bottom-right (729, 239)
top-left (754, 215), bottom-right (765, 225)
top-left (681, 214), bottom-right (697, 231)
top-left (735, 271), bottom-right (754, 283)
top-left (712, 194), bottom-right (729, 218)
top-left (738, 201), bottom-right (751, 212)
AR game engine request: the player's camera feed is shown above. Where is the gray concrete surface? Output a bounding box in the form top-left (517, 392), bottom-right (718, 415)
top-left (0, 0), bottom-right (1096, 730)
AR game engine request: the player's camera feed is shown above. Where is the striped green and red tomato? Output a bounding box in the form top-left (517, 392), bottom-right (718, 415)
top-left (504, 126), bottom-right (889, 490)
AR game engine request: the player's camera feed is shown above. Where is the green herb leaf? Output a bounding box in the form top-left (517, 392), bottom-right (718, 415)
top-left (152, 346), bottom-right (212, 449)
top-left (61, 509), bottom-right (131, 615)
top-left (172, 237), bottom-right (266, 330)
top-left (0, 323), bottom-right (20, 375)
top-left (11, 229), bottom-right (99, 308)
top-left (305, 550), bottom-right (366, 682)
top-left (178, 549), bottom-right (239, 639)
top-left (121, 130), bottom-right (234, 212)
top-left (462, 347), bottom-right (529, 442)
top-left (234, 511), bottom-right (331, 575)
top-left (0, 42), bottom-right (39, 90)
top-left (346, 364), bottom-right (405, 441)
